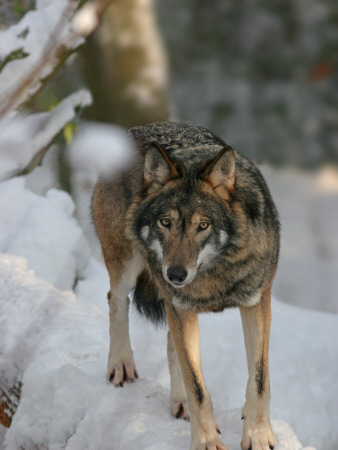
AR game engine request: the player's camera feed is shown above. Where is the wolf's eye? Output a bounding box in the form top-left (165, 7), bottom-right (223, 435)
top-left (198, 222), bottom-right (210, 231)
top-left (159, 218), bottom-right (171, 228)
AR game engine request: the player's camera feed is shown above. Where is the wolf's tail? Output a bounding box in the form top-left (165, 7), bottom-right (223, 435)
top-left (132, 269), bottom-right (166, 325)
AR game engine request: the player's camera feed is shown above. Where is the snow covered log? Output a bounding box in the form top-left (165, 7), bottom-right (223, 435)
top-left (0, 254), bottom-right (100, 437)
top-left (0, 173), bottom-right (91, 429)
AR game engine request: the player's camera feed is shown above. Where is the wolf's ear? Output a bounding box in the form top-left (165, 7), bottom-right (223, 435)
top-left (202, 145), bottom-right (235, 194)
top-left (144, 141), bottom-right (178, 187)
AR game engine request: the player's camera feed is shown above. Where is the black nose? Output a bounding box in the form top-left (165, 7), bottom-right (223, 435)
top-left (167, 266), bottom-right (188, 284)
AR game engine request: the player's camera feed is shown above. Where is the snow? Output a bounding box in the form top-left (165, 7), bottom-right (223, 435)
top-left (0, 1), bottom-right (83, 112)
top-left (68, 122), bottom-right (135, 249)
top-left (0, 255), bottom-right (315, 450)
top-left (0, 90), bottom-right (92, 183)
top-left (0, 160), bottom-right (337, 449)
top-left (262, 166), bottom-right (338, 314)
top-left (69, 122), bottom-right (135, 180)
top-left (0, 249), bottom-right (333, 449)
top-left (71, 3), bottom-right (100, 37)
top-left (0, 177), bottom-right (88, 291)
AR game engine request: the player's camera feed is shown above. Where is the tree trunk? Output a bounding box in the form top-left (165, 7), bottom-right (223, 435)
top-left (80, 0), bottom-right (171, 128)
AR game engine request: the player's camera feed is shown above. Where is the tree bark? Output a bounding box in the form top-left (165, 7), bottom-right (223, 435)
top-left (0, 383), bottom-right (21, 428)
top-left (80, 0), bottom-right (171, 127)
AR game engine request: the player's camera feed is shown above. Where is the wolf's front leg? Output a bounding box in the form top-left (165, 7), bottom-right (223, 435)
top-left (165, 303), bottom-right (228, 450)
top-left (167, 331), bottom-right (190, 420)
top-left (240, 288), bottom-right (275, 450)
top-left (107, 290), bottom-right (138, 386)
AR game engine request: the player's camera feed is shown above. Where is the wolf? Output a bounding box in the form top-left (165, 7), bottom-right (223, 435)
top-left (92, 121), bottom-right (280, 450)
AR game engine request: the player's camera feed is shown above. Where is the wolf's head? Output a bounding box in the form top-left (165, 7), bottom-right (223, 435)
top-left (132, 141), bottom-right (237, 290)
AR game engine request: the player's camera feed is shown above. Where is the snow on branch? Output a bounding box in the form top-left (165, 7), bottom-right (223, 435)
top-left (0, 0), bottom-right (112, 119)
top-left (0, 0), bottom-right (114, 183)
top-left (0, 90), bottom-right (92, 182)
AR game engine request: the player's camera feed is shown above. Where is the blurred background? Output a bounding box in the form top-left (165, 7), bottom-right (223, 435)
top-left (1, 0), bottom-right (337, 310)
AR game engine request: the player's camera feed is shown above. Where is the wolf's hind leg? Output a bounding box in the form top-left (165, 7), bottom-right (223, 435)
top-left (240, 287), bottom-right (276, 450)
top-left (167, 331), bottom-right (189, 420)
top-left (106, 254), bottom-right (143, 386)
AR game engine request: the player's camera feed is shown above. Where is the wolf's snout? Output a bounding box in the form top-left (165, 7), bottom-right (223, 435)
top-left (167, 266), bottom-right (188, 284)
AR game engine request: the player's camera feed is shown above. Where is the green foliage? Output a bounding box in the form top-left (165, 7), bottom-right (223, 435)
top-left (0, 0), bottom-right (35, 25)
top-left (63, 122), bottom-right (77, 146)
top-left (35, 89), bottom-right (61, 112)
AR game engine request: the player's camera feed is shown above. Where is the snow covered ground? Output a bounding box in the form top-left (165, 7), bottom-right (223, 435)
top-left (0, 145), bottom-right (337, 450)
top-left (263, 165), bottom-right (338, 315)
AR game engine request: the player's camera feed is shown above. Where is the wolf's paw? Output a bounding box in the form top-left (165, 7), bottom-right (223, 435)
top-left (190, 426), bottom-right (229, 450)
top-left (170, 398), bottom-right (190, 420)
top-left (241, 417), bottom-right (275, 450)
top-left (107, 357), bottom-right (138, 387)
top-left (190, 437), bottom-right (228, 450)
